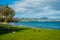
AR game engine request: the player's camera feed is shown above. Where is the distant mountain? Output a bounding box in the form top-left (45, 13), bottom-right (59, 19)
top-left (40, 17), bottom-right (48, 19)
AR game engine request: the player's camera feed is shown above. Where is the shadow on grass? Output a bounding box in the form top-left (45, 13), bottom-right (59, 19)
top-left (0, 26), bottom-right (30, 35)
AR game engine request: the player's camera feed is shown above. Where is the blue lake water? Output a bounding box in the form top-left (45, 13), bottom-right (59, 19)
top-left (10, 21), bottom-right (60, 29)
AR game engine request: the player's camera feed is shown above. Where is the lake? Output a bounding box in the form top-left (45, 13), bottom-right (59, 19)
top-left (10, 21), bottom-right (60, 29)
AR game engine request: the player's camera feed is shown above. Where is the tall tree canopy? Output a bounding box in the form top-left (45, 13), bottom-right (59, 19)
top-left (0, 5), bottom-right (4, 19)
top-left (0, 5), bottom-right (15, 23)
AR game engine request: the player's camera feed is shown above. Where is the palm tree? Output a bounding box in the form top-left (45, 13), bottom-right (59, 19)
top-left (2, 5), bottom-right (15, 23)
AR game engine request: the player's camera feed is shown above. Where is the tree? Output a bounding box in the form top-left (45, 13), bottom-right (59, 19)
top-left (2, 5), bottom-right (15, 23)
top-left (0, 5), bottom-right (4, 19)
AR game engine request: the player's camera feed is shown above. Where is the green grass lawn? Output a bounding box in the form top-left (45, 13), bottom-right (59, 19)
top-left (0, 24), bottom-right (60, 40)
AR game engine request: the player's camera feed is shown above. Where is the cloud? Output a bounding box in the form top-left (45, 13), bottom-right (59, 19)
top-left (9, 0), bottom-right (60, 19)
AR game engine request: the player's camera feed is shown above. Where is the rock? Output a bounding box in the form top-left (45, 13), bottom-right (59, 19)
top-left (33, 29), bottom-right (36, 32)
top-left (12, 31), bottom-right (15, 33)
top-left (38, 30), bottom-right (41, 32)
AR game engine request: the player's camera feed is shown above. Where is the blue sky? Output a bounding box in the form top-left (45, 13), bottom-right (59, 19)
top-left (0, 0), bottom-right (18, 5)
top-left (0, 0), bottom-right (60, 19)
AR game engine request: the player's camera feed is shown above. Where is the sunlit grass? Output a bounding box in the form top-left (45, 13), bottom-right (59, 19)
top-left (0, 24), bottom-right (60, 40)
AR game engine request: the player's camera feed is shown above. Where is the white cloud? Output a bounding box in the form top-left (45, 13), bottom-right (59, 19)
top-left (9, 0), bottom-right (60, 19)
top-left (9, 0), bottom-right (57, 12)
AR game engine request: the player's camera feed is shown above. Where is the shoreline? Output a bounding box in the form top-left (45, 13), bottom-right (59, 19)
top-left (0, 22), bottom-right (60, 30)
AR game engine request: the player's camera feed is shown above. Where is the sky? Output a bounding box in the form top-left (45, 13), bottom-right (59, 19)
top-left (0, 0), bottom-right (60, 19)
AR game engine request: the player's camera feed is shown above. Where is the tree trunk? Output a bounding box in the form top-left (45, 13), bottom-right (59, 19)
top-left (4, 16), bottom-right (8, 23)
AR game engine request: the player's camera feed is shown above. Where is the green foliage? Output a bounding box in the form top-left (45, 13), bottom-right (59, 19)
top-left (0, 24), bottom-right (19, 34)
top-left (0, 5), bottom-right (15, 22)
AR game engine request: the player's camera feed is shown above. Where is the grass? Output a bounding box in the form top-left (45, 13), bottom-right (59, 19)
top-left (0, 24), bottom-right (60, 40)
